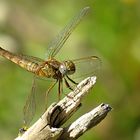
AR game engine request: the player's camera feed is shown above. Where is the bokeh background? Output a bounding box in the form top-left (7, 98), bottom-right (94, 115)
top-left (0, 0), bottom-right (140, 140)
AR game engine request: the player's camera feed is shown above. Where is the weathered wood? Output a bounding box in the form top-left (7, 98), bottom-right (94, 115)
top-left (15, 76), bottom-right (112, 140)
top-left (58, 103), bottom-right (111, 140)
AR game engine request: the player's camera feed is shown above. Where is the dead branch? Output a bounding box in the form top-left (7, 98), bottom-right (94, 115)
top-left (15, 76), bottom-right (112, 140)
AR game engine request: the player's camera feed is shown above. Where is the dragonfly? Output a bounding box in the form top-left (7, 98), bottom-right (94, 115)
top-left (0, 7), bottom-right (101, 128)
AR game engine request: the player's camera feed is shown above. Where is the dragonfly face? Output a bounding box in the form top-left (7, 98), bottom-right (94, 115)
top-left (59, 60), bottom-right (76, 76)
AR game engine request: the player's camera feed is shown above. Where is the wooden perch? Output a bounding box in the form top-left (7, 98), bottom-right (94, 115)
top-left (15, 76), bottom-right (112, 140)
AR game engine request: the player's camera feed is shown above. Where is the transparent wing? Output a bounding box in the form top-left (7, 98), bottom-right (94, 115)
top-left (23, 75), bottom-right (54, 127)
top-left (46, 7), bottom-right (90, 59)
top-left (23, 76), bottom-right (47, 126)
top-left (69, 56), bottom-right (101, 82)
top-left (23, 75), bottom-right (37, 126)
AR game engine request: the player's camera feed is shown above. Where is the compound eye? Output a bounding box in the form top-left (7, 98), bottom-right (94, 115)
top-left (65, 61), bottom-right (75, 75)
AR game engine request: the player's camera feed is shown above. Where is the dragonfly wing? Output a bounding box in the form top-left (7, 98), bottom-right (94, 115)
top-left (23, 75), bottom-right (53, 126)
top-left (46, 7), bottom-right (90, 59)
top-left (23, 75), bottom-right (37, 126)
top-left (69, 56), bottom-right (101, 82)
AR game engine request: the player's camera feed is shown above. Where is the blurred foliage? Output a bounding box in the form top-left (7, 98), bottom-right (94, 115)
top-left (0, 0), bottom-right (140, 140)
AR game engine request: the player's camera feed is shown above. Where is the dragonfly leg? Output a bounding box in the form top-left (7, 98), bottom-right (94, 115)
top-left (66, 75), bottom-right (78, 85)
top-left (58, 79), bottom-right (63, 101)
top-left (67, 76), bottom-right (82, 94)
top-left (46, 80), bottom-right (58, 96)
top-left (64, 78), bottom-right (74, 99)
top-left (64, 77), bottom-right (73, 90)
top-left (45, 80), bottom-right (58, 108)
top-left (61, 79), bottom-right (63, 96)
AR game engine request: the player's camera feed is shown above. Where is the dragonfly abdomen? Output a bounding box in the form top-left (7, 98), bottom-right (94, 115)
top-left (0, 47), bottom-right (39, 73)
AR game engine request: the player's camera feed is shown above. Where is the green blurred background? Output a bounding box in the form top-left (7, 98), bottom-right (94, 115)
top-left (0, 0), bottom-right (140, 140)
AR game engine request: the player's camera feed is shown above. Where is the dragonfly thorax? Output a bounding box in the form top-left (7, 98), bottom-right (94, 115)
top-left (59, 60), bottom-right (75, 76)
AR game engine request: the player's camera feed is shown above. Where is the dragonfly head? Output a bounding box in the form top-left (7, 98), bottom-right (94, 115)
top-left (59, 60), bottom-right (75, 76)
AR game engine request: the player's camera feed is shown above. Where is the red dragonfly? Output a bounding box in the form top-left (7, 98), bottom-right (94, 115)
top-left (0, 7), bottom-right (100, 127)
